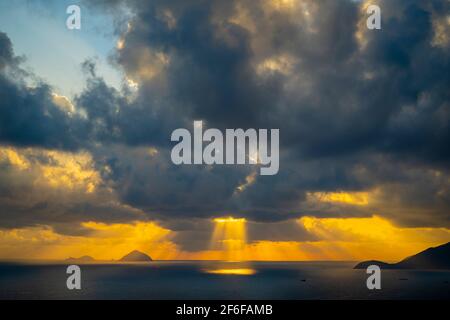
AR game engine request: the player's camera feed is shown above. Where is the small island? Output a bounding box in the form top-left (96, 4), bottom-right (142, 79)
top-left (354, 242), bottom-right (450, 269)
top-left (119, 250), bottom-right (153, 262)
top-left (64, 250), bottom-right (153, 263)
top-left (65, 255), bottom-right (96, 263)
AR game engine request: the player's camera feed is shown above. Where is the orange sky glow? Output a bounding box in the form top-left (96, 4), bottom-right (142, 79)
top-left (0, 215), bottom-right (448, 262)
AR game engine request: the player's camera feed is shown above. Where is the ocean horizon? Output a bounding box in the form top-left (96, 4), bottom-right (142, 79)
top-left (0, 261), bottom-right (448, 300)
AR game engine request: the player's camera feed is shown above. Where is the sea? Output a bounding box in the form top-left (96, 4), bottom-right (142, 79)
top-left (0, 261), bottom-right (448, 299)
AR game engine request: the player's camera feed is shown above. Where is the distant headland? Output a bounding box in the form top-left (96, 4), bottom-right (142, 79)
top-left (354, 242), bottom-right (450, 269)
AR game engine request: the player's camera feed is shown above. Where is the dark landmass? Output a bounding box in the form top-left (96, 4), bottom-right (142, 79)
top-left (65, 255), bottom-right (95, 262)
top-left (353, 260), bottom-right (395, 269)
top-left (119, 250), bottom-right (153, 262)
top-left (64, 250), bottom-right (153, 263)
top-left (354, 242), bottom-right (450, 269)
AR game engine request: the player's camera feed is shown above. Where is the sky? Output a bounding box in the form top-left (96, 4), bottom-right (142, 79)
top-left (0, 0), bottom-right (449, 262)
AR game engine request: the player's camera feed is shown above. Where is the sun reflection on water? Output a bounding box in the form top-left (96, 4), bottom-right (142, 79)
top-left (203, 268), bottom-right (256, 275)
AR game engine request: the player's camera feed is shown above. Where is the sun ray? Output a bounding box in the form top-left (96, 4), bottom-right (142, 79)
top-left (210, 217), bottom-right (247, 262)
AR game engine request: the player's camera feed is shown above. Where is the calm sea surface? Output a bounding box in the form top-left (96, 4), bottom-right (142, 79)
top-left (0, 261), bottom-right (448, 299)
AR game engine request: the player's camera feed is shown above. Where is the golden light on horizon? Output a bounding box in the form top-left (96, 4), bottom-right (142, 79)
top-left (307, 191), bottom-right (370, 206)
top-left (213, 217), bottom-right (247, 223)
top-left (0, 221), bottom-right (176, 261)
top-left (211, 217), bottom-right (247, 261)
top-left (0, 213), bottom-right (449, 262)
top-left (298, 215), bottom-right (450, 261)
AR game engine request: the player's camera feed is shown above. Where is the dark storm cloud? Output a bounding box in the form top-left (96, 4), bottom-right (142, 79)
top-left (271, 0), bottom-right (450, 165)
top-left (0, 197), bottom-right (143, 230)
top-left (90, 146), bottom-right (252, 220)
top-left (74, 74), bottom-right (185, 147)
top-left (0, 79), bottom-right (82, 150)
top-left (0, 32), bottom-right (86, 150)
top-left (110, 0), bottom-right (283, 128)
top-left (0, 32), bottom-right (16, 69)
top-left (85, 0), bottom-right (448, 228)
top-left (0, 34), bottom-right (145, 233)
top-left (0, 0), bottom-right (449, 239)
top-left (96, 0), bottom-right (449, 164)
